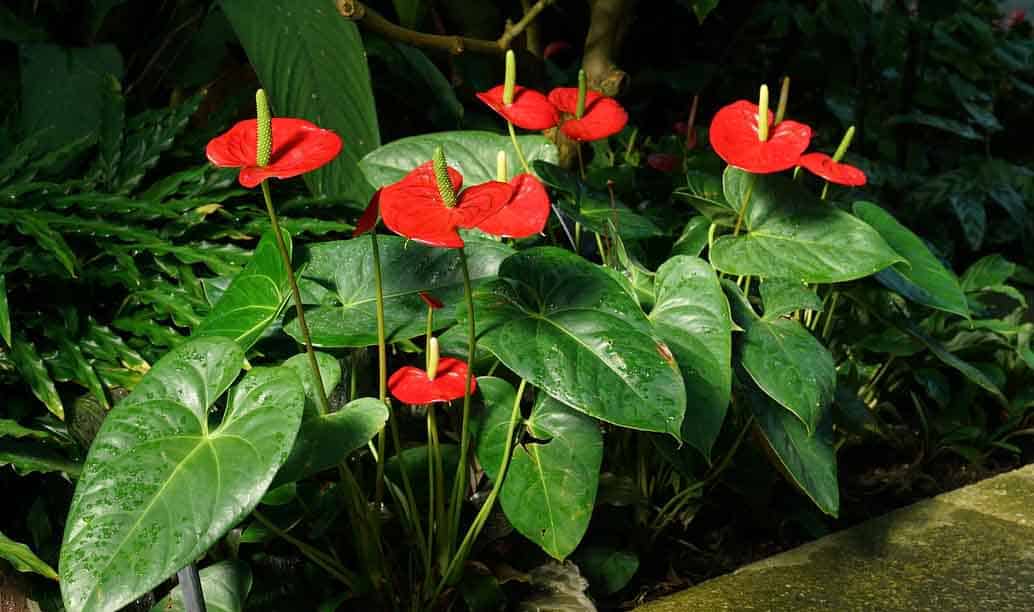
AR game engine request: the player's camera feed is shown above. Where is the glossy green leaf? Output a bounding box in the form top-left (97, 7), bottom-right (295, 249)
top-left (193, 230), bottom-right (292, 350)
top-left (672, 215), bottom-right (712, 258)
top-left (0, 419), bottom-right (53, 440)
top-left (572, 546), bottom-right (639, 595)
top-left (476, 378), bottom-right (603, 559)
top-left (360, 131), bottom-right (557, 188)
top-left (648, 256), bottom-right (731, 458)
top-left (900, 322), bottom-right (1008, 408)
top-left (60, 337), bottom-right (304, 612)
top-left (220, 0), bottom-right (379, 202)
top-left (961, 254), bottom-right (1015, 292)
top-left (11, 339), bottom-right (64, 419)
top-left (760, 278), bottom-right (823, 321)
top-left (0, 439), bottom-right (81, 477)
top-left (674, 171), bottom-right (736, 227)
top-left (0, 273), bottom-right (10, 346)
top-left (466, 248), bottom-right (686, 437)
top-left (710, 168), bottom-right (901, 283)
top-left (747, 379), bottom-right (839, 517)
top-left (0, 530), bottom-right (58, 580)
top-left (853, 202), bottom-right (969, 318)
top-left (151, 561), bottom-right (252, 612)
top-left (288, 234), bottom-right (513, 347)
top-left (273, 352), bottom-right (388, 487)
top-left (729, 284), bottom-right (834, 433)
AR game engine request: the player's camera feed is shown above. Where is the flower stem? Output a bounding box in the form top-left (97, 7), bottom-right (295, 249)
top-left (261, 180), bottom-right (330, 414)
top-left (731, 173), bottom-right (757, 237)
top-left (507, 121), bottom-right (532, 174)
top-left (445, 247), bottom-right (478, 559)
top-left (370, 231), bottom-right (389, 503)
top-left (434, 379), bottom-right (527, 599)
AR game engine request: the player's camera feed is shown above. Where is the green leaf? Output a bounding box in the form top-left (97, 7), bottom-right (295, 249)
top-left (151, 561), bottom-right (252, 612)
top-left (60, 337), bottom-right (304, 612)
top-left (853, 202), bottom-right (968, 318)
top-left (760, 278), bottom-right (823, 321)
top-left (220, 0), bottom-right (379, 202)
top-left (360, 131), bottom-right (557, 189)
top-left (10, 339), bottom-right (64, 419)
top-left (288, 235), bottom-right (513, 347)
top-left (0, 530), bottom-right (58, 580)
top-left (900, 322), bottom-right (1009, 408)
top-left (476, 379), bottom-right (603, 560)
top-left (115, 94), bottom-right (203, 192)
top-left (194, 230), bottom-right (292, 350)
top-left (572, 546), bottom-right (639, 595)
top-left (466, 248), bottom-right (686, 437)
top-left (710, 168), bottom-right (901, 283)
top-left (949, 194), bottom-right (986, 250)
top-left (13, 215), bottom-right (78, 277)
top-left (729, 285), bottom-right (834, 433)
top-left (888, 112), bottom-right (982, 140)
top-left (672, 215), bottom-right (712, 258)
top-left (961, 254), bottom-right (1015, 292)
top-left (0, 439), bottom-right (81, 477)
top-left (18, 43), bottom-right (123, 152)
top-left (673, 171), bottom-right (735, 227)
top-left (648, 256), bottom-right (731, 459)
top-left (0, 273), bottom-right (10, 346)
top-left (392, 0), bottom-right (427, 28)
top-left (747, 379), bottom-right (839, 517)
top-left (272, 352), bottom-right (388, 487)
top-left (0, 419), bottom-right (53, 440)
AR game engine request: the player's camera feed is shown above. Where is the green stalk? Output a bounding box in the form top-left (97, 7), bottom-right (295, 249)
top-left (434, 379), bottom-right (527, 598)
top-left (428, 405), bottom-right (448, 571)
top-left (507, 121), bottom-right (532, 174)
top-left (371, 231), bottom-right (389, 503)
top-left (731, 173), bottom-right (757, 237)
top-left (261, 180), bottom-right (330, 414)
top-left (445, 247), bottom-right (478, 557)
top-left (253, 510), bottom-right (359, 590)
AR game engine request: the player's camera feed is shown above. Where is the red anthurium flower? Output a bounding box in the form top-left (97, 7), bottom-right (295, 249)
top-left (206, 118), bottom-right (342, 188)
top-left (709, 100), bottom-right (811, 174)
top-left (477, 85), bottom-right (559, 131)
top-left (799, 153), bottom-right (867, 187)
top-left (418, 291), bottom-right (444, 310)
top-left (353, 189), bottom-right (381, 237)
top-left (476, 173), bottom-right (550, 238)
top-left (379, 161), bottom-right (513, 248)
top-left (647, 153), bottom-right (679, 173)
top-left (548, 87), bottom-right (628, 142)
top-left (388, 358), bottom-right (475, 404)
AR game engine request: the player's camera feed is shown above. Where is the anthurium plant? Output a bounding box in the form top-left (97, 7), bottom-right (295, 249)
top-left (4, 1), bottom-right (1033, 611)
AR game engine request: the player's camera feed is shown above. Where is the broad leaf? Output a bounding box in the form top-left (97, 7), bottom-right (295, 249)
top-left (853, 202), bottom-right (969, 318)
top-left (360, 130), bottom-right (557, 188)
top-left (746, 379), bottom-right (839, 517)
top-left (194, 230), bottom-right (292, 350)
top-left (961, 254), bottom-right (1015, 291)
top-left (648, 256), bottom-right (731, 458)
top-left (0, 530), bottom-right (58, 580)
top-left (673, 171), bottom-right (736, 227)
top-left (949, 194), bottom-right (986, 250)
top-left (60, 337), bottom-right (304, 612)
top-left (710, 168), bottom-right (901, 282)
top-left (465, 248), bottom-right (686, 437)
top-left (476, 378), bottom-right (603, 560)
top-left (760, 278), bottom-right (823, 320)
top-left (572, 546), bottom-right (639, 595)
top-left (287, 234), bottom-right (513, 347)
top-left (672, 215), bottom-right (712, 258)
top-left (220, 0), bottom-right (379, 203)
top-left (273, 352), bottom-right (388, 487)
top-left (11, 339), bottom-right (63, 419)
top-left (151, 561), bottom-right (252, 612)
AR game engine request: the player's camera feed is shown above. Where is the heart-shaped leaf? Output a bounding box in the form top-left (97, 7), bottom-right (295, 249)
top-left (360, 131), bottom-right (557, 188)
top-left (711, 168), bottom-right (901, 282)
top-left (272, 352), bottom-right (388, 487)
top-left (193, 230), bottom-right (292, 350)
top-left (852, 201), bottom-right (969, 319)
top-left (648, 256), bottom-right (731, 459)
top-left (760, 278), bottom-right (823, 321)
top-left (287, 234), bottom-right (513, 347)
top-left (745, 377), bottom-right (839, 517)
top-left (475, 378), bottom-right (603, 560)
top-left (220, 0), bottom-right (379, 203)
top-left (465, 248), bottom-right (686, 437)
top-left (151, 561), bottom-right (252, 612)
top-left (60, 337), bottom-right (304, 612)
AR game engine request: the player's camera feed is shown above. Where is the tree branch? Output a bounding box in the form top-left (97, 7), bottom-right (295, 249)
top-left (336, 0), bottom-right (555, 56)
top-left (582, 0), bottom-right (634, 96)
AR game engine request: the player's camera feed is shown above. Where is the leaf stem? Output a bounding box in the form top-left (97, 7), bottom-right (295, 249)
top-left (370, 231), bottom-right (389, 503)
top-left (434, 379), bottom-right (527, 600)
top-left (260, 180), bottom-right (330, 415)
top-left (175, 563), bottom-right (207, 612)
top-left (507, 121), bottom-right (532, 174)
top-left (253, 510), bottom-right (359, 590)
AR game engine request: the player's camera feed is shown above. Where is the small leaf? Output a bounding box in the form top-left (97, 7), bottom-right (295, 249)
top-left (672, 215), bottom-right (712, 258)
top-left (150, 561), bottom-right (252, 612)
top-left (711, 168), bottom-right (901, 283)
top-left (949, 194), bottom-right (986, 250)
top-left (961, 254), bottom-right (1015, 292)
top-left (853, 202), bottom-right (969, 319)
top-left (760, 278), bottom-right (823, 321)
top-left (0, 439), bottom-right (81, 477)
top-left (0, 530), bottom-right (58, 580)
top-left (572, 546), bottom-right (639, 595)
top-left (10, 339), bottom-right (64, 419)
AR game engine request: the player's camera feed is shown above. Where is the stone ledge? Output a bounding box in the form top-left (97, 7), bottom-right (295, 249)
top-left (637, 464), bottom-right (1034, 612)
